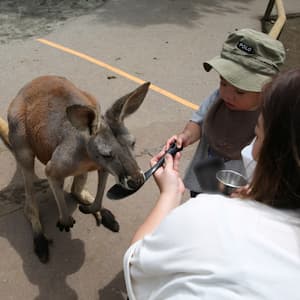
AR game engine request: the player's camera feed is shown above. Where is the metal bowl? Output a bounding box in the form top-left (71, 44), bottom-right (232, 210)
top-left (216, 170), bottom-right (248, 196)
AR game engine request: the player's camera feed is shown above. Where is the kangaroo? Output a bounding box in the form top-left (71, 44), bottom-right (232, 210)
top-left (0, 75), bottom-right (150, 263)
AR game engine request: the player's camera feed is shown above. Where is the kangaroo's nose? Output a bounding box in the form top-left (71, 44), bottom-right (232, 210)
top-left (125, 173), bottom-right (145, 190)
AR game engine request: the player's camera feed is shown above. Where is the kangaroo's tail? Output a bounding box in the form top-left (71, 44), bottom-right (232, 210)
top-left (0, 117), bottom-right (12, 151)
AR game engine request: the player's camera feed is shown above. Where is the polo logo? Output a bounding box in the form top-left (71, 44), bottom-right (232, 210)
top-left (237, 41), bottom-right (255, 54)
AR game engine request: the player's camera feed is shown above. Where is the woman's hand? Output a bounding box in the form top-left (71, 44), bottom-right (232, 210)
top-left (130, 150), bottom-right (185, 244)
top-left (151, 151), bottom-right (185, 198)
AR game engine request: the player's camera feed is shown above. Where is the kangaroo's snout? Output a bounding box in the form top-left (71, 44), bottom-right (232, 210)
top-left (120, 171), bottom-right (145, 190)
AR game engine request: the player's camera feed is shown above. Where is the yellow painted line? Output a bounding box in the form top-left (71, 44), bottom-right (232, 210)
top-left (36, 38), bottom-right (199, 110)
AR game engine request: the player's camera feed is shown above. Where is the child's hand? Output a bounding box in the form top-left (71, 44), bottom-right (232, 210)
top-left (230, 184), bottom-right (251, 198)
top-left (165, 133), bottom-right (188, 150)
top-left (150, 151), bottom-right (185, 197)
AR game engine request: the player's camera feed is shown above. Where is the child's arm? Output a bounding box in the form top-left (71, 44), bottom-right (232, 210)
top-left (166, 121), bottom-right (202, 149)
top-left (166, 89), bottom-right (219, 149)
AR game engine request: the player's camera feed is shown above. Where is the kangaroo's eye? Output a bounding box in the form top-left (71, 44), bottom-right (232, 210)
top-left (127, 135), bottom-right (136, 148)
top-left (101, 151), bottom-right (113, 159)
top-left (130, 140), bottom-right (136, 148)
top-left (98, 145), bottom-right (113, 159)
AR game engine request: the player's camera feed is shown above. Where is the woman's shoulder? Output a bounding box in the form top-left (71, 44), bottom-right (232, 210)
top-left (176, 193), bottom-right (300, 230)
top-left (163, 194), bottom-right (248, 233)
top-left (180, 193), bottom-right (253, 214)
top-left (174, 194), bottom-right (274, 229)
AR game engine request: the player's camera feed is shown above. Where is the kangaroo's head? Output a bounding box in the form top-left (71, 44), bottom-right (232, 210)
top-left (66, 82), bottom-right (150, 190)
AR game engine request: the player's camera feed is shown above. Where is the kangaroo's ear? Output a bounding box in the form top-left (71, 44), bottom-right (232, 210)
top-left (105, 82), bottom-right (150, 124)
top-left (66, 104), bottom-right (100, 135)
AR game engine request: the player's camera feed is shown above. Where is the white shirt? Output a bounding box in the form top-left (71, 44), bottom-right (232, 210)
top-left (124, 194), bottom-right (300, 300)
top-left (241, 138), bottom-right (257, 180)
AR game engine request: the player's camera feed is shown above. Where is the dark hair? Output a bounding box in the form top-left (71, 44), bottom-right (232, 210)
top-left (249, 68), bottom-right (300, 208)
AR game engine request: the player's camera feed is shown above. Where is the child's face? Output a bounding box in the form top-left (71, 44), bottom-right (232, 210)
top-left (219, 77), bottom-right (261, 111)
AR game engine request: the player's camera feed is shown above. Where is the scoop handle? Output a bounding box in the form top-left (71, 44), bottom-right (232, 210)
top-left (144, 143), bottom-right (183, 180)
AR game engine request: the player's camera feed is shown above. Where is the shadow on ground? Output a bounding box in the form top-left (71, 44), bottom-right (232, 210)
top-left (0, 167), bottom-right (86, 299)
top-left (93, 0), bottom-right (255, 27)
top-left (0, 0), bottom-right (256, 44)
top-left (99, 271), bottom-right (128, 300)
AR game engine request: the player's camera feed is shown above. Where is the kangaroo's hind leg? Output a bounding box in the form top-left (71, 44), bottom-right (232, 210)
top-left (45, 161), bottom-right (75, 232)
top-left (17, 148), bottom-right (51, 263)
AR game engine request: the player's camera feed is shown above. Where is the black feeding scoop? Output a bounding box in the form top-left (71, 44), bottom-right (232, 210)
top-left (106, 143), bottom-right (183, 200)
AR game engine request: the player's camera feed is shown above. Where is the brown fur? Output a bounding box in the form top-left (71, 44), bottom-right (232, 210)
top-left (0, 75), bottom-right (150, 262)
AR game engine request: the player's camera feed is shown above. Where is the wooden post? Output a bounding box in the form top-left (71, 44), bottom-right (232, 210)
top-left (261, 0), bottom-right (286, 39)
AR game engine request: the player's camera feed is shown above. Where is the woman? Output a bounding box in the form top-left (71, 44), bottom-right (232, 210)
top-left (124, 68), bottom-right (300, 299)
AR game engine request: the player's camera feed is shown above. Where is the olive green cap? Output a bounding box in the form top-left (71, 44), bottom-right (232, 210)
top-left (203, 28), bottom-right (286, 92)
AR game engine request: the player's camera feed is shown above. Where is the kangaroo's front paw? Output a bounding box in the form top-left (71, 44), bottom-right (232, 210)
top-left (78, 203), bottom-right (99, 214)
top-left (56, 216), bottom-right (76, 232)
top-left (101, 208), bottom-right (120, 232)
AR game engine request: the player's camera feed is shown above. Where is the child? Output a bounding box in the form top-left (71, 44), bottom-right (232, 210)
top-left (166, 28), bottom-right (285, 196)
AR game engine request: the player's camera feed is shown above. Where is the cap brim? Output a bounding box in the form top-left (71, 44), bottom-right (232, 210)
top-left (203, 56), bottom-right (271, 92)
